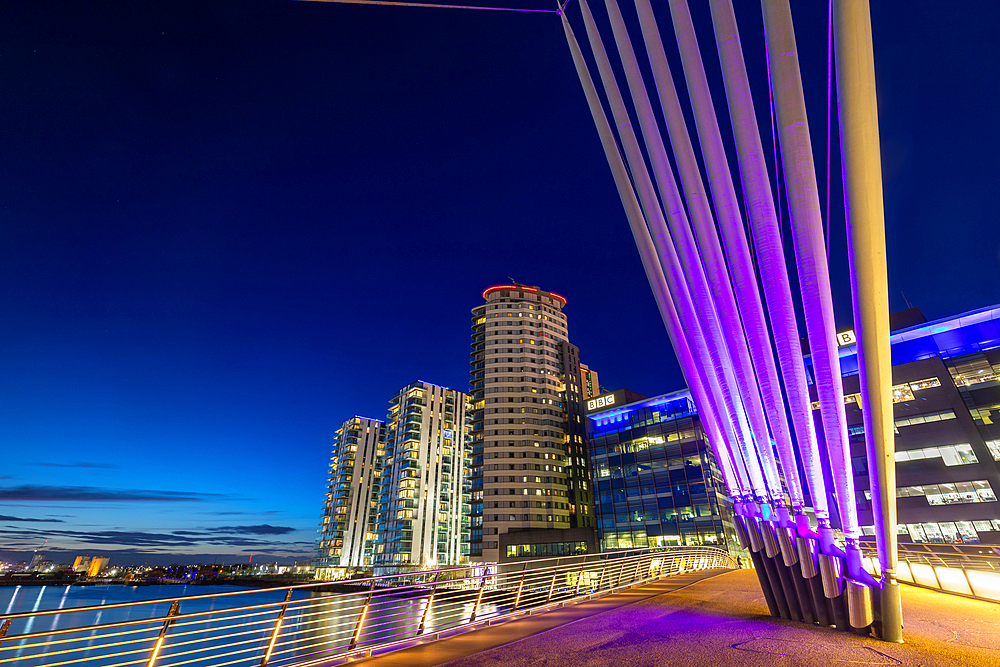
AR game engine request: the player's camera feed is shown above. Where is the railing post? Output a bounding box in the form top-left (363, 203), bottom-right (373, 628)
top-left (595, 562), bottom-right (607, 592)
top-left (146, 600), bottom-right (179, 667)
top-left (470, 572), bottom-right (488, 623)
top-left (418, 578), bottom-right (438, 634)
top-left (631, 560), bottom-right (641, 584)
top-left (260, 589), bottom-right (293, 667)
top-left (349, 581), bottom-right (376, 650)
top-left (573, 568), bottom-right (585, 596)
top-left (615, 559), bottom-right (627, 588)
top-left (0, 618), bottom-right (9, 650)
top-left (513, 563), bottom-right (528, 610)
top-left (546, 558), bottom-right (560, 602)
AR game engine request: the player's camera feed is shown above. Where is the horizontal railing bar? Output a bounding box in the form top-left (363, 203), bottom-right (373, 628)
top-left (0, 547), bottom-right (679, 621)
top-left (159, 640), bottom-right (261, 665)
top-left (0, 547), bottom-right (733, 667)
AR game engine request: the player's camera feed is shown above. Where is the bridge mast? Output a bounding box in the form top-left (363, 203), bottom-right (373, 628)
top-left (834, 0), bottom-right (903, 644)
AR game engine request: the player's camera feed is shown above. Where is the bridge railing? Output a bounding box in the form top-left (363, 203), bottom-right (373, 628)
top-left (859, 540), bottom-right (1000, 602)
top-left (0, 546), bottom-right (734, 667)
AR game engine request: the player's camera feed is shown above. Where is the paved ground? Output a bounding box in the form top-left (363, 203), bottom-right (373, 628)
top-left (352, 568), bottom-right (1000, 667)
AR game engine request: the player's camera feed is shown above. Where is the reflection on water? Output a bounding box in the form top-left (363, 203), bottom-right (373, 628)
top-left (0, 583), bottom-right (512, 667)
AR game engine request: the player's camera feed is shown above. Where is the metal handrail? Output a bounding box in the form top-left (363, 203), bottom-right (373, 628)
top-left (0, 546), bottom-right (734, 667)
top-left (858, 540), bottom-right (1000, 603)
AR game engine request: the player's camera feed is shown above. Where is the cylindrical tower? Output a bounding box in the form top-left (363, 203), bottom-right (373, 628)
top-left (469, 284), bottom-right (593, 562)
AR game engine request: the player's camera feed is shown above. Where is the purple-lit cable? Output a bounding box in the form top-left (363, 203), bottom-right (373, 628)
top-left (574, 0), bottom-right (756, 496)
top-left (303, 0), bottom-right (559, 12)
top-left (663, 0), bottom-right (801, 514)
top-left (629, 0), bottom-right (781, 503)
top-left (761, 0), bottom-right (859, 540)
top-left (587, 0), bottom-right (765, 501)
top-left (582, 0), bottom-right (759, 498)
top-left (708, 0), bottom-right (830, 527)
top-left (559, 12), bottom-right (743, 497)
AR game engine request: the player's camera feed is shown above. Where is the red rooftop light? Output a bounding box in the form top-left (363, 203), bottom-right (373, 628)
top-left (482, 285), bottom-right (567, 306)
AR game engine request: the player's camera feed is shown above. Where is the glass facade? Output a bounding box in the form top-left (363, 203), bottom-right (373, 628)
top-left (587, 392), bottom-right (736, 551)
top-left (827, 306), bottom-right (1000, 545)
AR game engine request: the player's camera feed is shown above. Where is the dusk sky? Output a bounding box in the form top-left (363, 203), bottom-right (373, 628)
top-left (2, 0), bottom-right (998, 565)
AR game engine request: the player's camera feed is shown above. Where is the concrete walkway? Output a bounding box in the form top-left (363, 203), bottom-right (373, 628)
top-left (353, 568), bottom-right (1000, 667)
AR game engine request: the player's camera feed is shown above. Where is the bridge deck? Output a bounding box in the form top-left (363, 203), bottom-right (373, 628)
top-left (352, 568), bottom-right (1000, 667)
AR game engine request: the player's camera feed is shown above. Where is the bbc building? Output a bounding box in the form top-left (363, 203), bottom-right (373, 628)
top-left (586, 302), bottom-right (1000, 551)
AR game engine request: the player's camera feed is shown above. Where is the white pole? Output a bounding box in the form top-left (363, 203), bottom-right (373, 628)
top-left (834, 0), bottom-right (903, 643)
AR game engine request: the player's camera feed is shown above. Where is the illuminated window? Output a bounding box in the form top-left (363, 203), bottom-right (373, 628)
top-left (894, 443), bottom-right (978, 466)
top-left (894, 409), bottom-right (956, 428)
top-left (970, 404), bottom-right (1000, 426)
top-left (890, 383), bottom-right (915, 403)
top-left (947, 354), bottom-right (999, 388)
top-left (909, 377), bottom-right (942, 391)
top-left (987, 440), bottom-right (1000, 460)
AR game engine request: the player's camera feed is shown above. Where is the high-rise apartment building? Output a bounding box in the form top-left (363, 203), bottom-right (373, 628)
top-left (580, 363), bottom-right (600, 399)
top-left (374, 381), bottom-right (470, 568)
top-left (316, 416), bottom-right (385, 571)
top-left (469, 284), bottom-right (595, 562)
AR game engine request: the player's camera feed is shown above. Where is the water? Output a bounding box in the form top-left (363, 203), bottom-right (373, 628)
top-left (0, 582), bottom-right (507, 667)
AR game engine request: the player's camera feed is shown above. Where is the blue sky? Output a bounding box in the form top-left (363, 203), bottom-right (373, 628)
top-left (1, 0), bottom-right (998, 566)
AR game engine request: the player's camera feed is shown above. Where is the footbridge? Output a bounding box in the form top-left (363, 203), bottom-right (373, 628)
top-left (2, 545), bottom-right (998, 667)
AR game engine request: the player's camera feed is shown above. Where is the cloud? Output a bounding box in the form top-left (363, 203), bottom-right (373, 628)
top-left (0, 485), bottom-right (227, 502)
top-left (31, 462), bottom-right (119, 469)
top-left (0, 525), bottom-right (310, 551)
top-left (212, 524), bottom-right (297, 535)
top-left (0, 515), bottom-right (64, 523)
top-left (199, 510), bottom-right (284, 516)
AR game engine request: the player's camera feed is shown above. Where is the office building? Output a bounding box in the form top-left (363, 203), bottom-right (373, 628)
top-left (589, 303), bottom-right (1000, 550)
top-left (468, 284), bottom-right (595, 562)
top-left (87, 557), bottom-right (109, 577)
top-left (316, 416), bottom-right (386, 572)
top-left (72, 555), bottom-right (92, 573)
top-left (580, 363), bottom-right (600, 399)
top-left (28, 552), bottom-right (45, 571)
top-left (587, 389), bottom-right (737, 551)
top-left (824, 304), bottom-right (1000, 544)
top-left (374, 381), bottom-right (470, 568)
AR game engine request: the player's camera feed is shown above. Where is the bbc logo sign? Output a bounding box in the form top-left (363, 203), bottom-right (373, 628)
top-left (836, 330), bottom-right (857, 347)
top-left (587, 394), bottom-right (616, 411)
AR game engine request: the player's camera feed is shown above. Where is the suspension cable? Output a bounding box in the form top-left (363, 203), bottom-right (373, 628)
top-left (301, 0), bottom-right (559, 13)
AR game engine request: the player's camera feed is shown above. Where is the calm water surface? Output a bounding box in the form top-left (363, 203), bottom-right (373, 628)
top-left (0, 582), bottom-right (504, 667)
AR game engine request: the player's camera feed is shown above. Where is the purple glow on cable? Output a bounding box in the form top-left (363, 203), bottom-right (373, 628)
top-left (559, 9), bottom-right (743, 496)
top-left (303, 0), bottom-right (560, 13)
top-left (708, 0), bottom-right (829, 523)
top-left (665, 0), bottom-right (797, 509)
top-left (581, 0), bottom-right (756, 495)
top-left (762, 0), bottom-right (859, 539)
top-left (632, 0), bottom-right (778, 500)
top-left (617, 0), bottom-right (766, 499)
